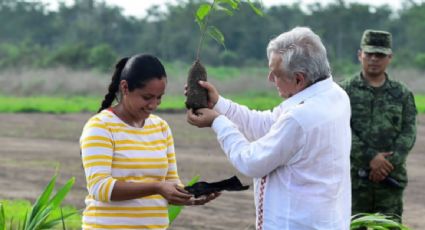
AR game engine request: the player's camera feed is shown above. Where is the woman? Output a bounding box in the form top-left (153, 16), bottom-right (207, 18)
top-left (80, 54), bottom-right (217, 229)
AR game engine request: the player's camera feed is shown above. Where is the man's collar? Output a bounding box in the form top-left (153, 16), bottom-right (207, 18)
top-left (281, 76), bottom-right (334, 110)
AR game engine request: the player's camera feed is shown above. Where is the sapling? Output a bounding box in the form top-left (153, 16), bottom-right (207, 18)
top-left (185, 0), bottom-right (263, 110)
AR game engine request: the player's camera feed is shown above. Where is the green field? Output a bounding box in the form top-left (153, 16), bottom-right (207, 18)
top-left (0, 94), bottom-right (281, 113)
top-left (0, 95), bottom-right (423, 114)
top-left (416, 95), bottom-right (425, 113)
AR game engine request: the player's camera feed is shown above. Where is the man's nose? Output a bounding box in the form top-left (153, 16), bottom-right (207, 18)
top-left (268, 73), bottom-right (274, 82)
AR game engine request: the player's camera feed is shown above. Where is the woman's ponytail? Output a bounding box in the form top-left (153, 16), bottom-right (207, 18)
top-left (97, 57), bottom-right (129, 113)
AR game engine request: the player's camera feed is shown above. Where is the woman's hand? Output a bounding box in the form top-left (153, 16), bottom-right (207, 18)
top-left (157, 182), bottom-right (193, 205)
top-left (157, 182), bottom-right (221, 206)
top-left (190, 192), bottom-right (221, 205)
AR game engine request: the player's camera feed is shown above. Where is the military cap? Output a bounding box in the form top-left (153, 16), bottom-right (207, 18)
top-left (360, 29), bottom-right (392, 55)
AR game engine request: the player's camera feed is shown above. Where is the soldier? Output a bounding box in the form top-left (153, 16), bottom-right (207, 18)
top-left (341, 29), bottom-right (417, 223)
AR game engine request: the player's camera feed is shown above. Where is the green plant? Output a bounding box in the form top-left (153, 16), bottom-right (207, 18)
top-left (186, 0), bottom-right (264, 109)
top-left (414, 52), bottom-right (425, 70)
top-left (0, 174), bottom-right (76, 230)
top-left (194, 0), bottom-right (263, 59)
top-left (0, 203), bottom-right (5, 230)
top-left (168, 175), bottom-right (201, 224)
top-left (350, 213), bottom-right (411, 230)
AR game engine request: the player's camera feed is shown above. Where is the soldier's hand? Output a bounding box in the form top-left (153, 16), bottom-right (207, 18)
top-left (369, 152), bottom-right (394, 182)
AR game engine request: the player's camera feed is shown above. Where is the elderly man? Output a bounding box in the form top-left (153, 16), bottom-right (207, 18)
top-left (341, 30), bottom-right (417, 223)
top-left (186, 27), bottom-right (352, 229)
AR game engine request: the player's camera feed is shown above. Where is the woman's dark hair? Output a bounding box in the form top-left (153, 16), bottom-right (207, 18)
top-left (97, 54), bottom-right (167, 112)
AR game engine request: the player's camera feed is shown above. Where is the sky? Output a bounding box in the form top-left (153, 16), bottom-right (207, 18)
top-left (39, 0), bottom-right (408, 18)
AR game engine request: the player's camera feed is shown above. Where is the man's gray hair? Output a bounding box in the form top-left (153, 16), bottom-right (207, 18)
top-left (267, 27), bottom-right (331, 83)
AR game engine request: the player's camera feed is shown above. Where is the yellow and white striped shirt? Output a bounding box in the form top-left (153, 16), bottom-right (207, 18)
top-left (80, 110), bottom-right (180, 229)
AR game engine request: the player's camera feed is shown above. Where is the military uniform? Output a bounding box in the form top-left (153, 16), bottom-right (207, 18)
top-left (341, 29), bottom-right (418, 224)
top-left (341, 73), bottom-right (417, 222)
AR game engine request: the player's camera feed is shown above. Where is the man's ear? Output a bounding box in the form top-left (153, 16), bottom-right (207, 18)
top-left (357, 49), bottom-right (362, 62)
top-left (120, 80), bottom-right (129, 95)
top-left (294, 72), bottom-right (305, 86)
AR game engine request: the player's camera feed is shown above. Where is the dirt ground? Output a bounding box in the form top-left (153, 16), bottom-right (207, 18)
top-left (0, 112), bottom-right (423, 229)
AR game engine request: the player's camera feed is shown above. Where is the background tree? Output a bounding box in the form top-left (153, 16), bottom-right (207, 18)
top-left (0, 0), bottom-right (424, 73)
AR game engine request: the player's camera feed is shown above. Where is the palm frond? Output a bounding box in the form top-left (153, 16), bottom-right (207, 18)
top-left (350, 213), bottom-right (410, 230)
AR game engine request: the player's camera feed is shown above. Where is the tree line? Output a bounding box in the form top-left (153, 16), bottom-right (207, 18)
top-left (1, 0), bottom-right (425, 73)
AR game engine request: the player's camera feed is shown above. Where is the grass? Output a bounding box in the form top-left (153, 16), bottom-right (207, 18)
top-left (0, 96), bottom-right (100, 113)
top-left (0, 94), bottom-right (422, 114)
top-left (0, 95), bottom-right (281, 113)
top-left (0, 93), bottom-right (425, 113)
top-left (415, 94), bottom-right (425, 113)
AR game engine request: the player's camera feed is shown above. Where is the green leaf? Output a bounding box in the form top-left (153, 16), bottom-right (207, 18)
top-left (350, 213), bottom-right (411, 230)
top-left (246, 0), bottom-right (264, 16)
top-left (25, 175), bottom-right (57, 228)
top-left (21, 210), bottom-right (27, 230)
top-left (27, 177), bottom-right (75, 230)
top-left (217, 0), bottom-right (239, 9)
top-left (60, 208), bottom-right (66, 230)
top-left (213, 4), bottom-right (234, 16)
top-left (38, 211), bottom-right (77, 229)
top-left (28, 206), bottom-right (53, 230)
top-left (0, 203), bottom-right (5, 230)
top-left (372, 227), bottom-right (389, 230)
top-left (187, 175), bottom-right (201, 187)
top-left (168, 175), bottom-right (200, 224)
top-left (195, 17), bottom-right (206, 31)
top-left (47, 177), bottom-right (75, 210)
top-left (196, 4), bottom-right (211, 21)
top-left (207, 26), bottom-right (225, 47)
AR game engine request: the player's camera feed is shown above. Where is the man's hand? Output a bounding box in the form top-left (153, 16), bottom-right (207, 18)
top-left (186, 108), bottom-right (219, 128)
top-left (185, 81), bottom-right (220, 109)
top-left (369, 152), bottom-right (394, 183)
top-left (198, 81), bottom-right (219, 108)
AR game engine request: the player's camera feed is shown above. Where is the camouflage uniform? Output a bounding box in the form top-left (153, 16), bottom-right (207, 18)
top-left (341, 73), bottom-right (417, 222)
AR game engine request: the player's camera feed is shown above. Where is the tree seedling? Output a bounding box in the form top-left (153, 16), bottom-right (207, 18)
top-left (185, 0), bottom-right (264, 110)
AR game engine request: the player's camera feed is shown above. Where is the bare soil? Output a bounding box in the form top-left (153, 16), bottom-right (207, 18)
top-left (0, 113), bottom-right (423, 229)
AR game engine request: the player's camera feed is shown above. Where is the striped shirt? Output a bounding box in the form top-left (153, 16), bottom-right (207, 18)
top-left (80, 110), bottom-right (181, 229)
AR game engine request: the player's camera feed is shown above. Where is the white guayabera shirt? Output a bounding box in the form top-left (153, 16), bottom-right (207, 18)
top-left (211, 77), bottom-right (352, 230)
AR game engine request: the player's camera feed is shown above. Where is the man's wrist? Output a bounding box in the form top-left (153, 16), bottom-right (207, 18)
top-left (213, 96), bottom-right (230, 114)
